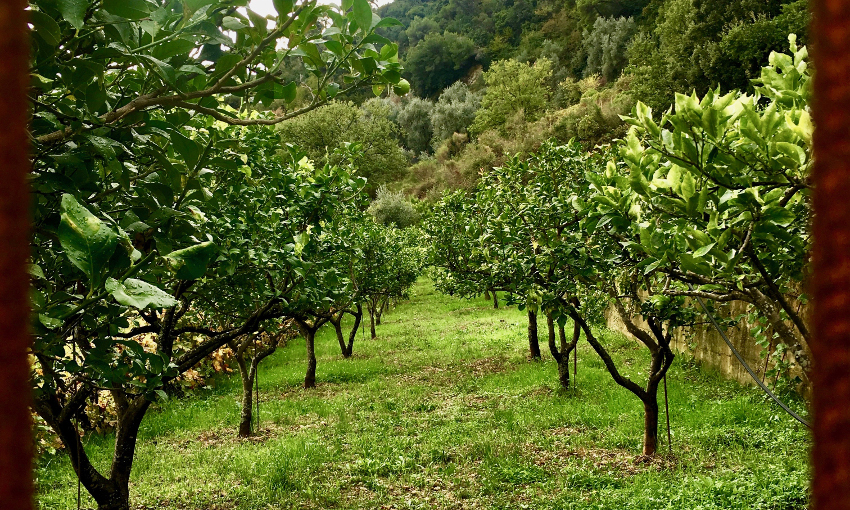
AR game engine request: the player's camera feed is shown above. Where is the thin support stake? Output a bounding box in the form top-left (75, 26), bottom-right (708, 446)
top-left (663, 374), bottom-right (671, 454)
top-left (573, 339), bottom-right (577, 388)
top-left (75, 420), bottom-right (81, 510)
top-left (255, 363), bottom-right (260, 433)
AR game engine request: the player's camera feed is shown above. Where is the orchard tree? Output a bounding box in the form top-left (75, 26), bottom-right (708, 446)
top-left (607, 35), bottom-right (813, 386)
top-left (426, 191), bottom-right (516, 308)
top-left (196, 138), bottom-right (368, 426)
top-left (27, 0), bottom-right (405, 507)
top-left (444, 141), bottom-right (692, 454)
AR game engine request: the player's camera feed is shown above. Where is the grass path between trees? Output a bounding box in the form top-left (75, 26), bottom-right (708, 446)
top-left (37, 279), bottom-right (810, 509)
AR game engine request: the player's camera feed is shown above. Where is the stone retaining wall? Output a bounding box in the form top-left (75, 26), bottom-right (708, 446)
top-left (604, 300), bottom-right (805, 390)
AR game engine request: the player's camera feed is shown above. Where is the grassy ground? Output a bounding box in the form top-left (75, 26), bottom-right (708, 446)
top-left (37, 279), bottom-right (810, 510)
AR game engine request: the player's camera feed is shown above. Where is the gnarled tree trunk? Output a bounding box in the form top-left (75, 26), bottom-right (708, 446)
top-left (546, 312), bottom-right (579, 390)
top-left (528, 309), bottom-right (541, 360)
top-left (641, 391), bottom-right (660, 456)
top-left (34, 391), bottom-right (150, 510)
top-left (566, 298), bottom-right (673, 457)
top-left (304, 327), bottom-right (317, 388)
top-left (231, 335), bottom-right (278, 437)
top-left (330, 305), bottom-right (362, 358)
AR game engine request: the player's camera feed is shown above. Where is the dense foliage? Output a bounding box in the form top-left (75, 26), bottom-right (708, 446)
top-left (28, 0), bottom-right (424, 508)
top-left (426, 37), bottom-right (812, 455)
top-left (28, 0), bottom-right (814, 506)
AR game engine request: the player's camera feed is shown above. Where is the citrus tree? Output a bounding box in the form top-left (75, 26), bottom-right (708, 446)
top-left (601, 34), bottom-right (812, 387)
top-left (28, 0), bottom-right (404, 507)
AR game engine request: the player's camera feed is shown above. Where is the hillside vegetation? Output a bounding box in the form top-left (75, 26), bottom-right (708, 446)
top-left (293, 0), bottom-right (811, 197)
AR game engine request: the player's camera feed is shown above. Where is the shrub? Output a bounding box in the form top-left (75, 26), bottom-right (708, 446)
top-left (430, 82), bottom-right (481, 150)
top-left (469, 58), bottom-right (553, 136)
top-left (583, 16), bottom-right (637, 83)
top-left (397, 97), bottom-right (435, 156)
top-left (368, 186), bottom-right (421, 228)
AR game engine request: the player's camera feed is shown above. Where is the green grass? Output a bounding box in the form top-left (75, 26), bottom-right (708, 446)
top-left (36, 279), bottom-right (810, 509)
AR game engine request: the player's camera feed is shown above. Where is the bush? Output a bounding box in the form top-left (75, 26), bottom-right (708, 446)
top-left (397, 97), bottom-right (435, 156)
top-left (583, 16), bottom-right (637, 83)
top-left (550, 74), bottom-right (634, 147)
top-left (278, 101), bottom-right (409, 193)
top-left (368, 186), bottom-right (421, 228)
top-left (469, 58), bottom-right (553, 136)
top-left (430, 82), bottom-right (481, 150)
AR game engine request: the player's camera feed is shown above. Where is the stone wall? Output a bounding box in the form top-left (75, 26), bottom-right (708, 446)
top-left (604, 300), bottom-right (802, 390)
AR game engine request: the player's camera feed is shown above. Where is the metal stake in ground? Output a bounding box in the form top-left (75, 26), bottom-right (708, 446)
top-left (255, 362), bottom-right (260, 433)
top-left (663, 374), bottom-right (671, 454)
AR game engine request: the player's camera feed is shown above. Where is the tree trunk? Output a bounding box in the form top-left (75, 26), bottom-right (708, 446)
top-left (493, 291), bottom-right (499, 309)
top-left (557, 322), bottom-right (571, 390)
top-left (234, 351), bottom-right (254, 437)
top-left (332, 316), bottom-right (350, 358)
top-left (528, 309), bottom-right (541, 360)
top-left (642, 395), bottom-right (659, 456)
top-left (484, 289), bottom-right (491, 301)
top-left (369, 304), bottom-right (377, 339)
top-left (546, 313), bottom-right (569, 390)
top-left (97, 397), bottom-right (150, 510)
top-left (376, 296), bottom-right (388, 325)
top-left (346, 304), bottom-right (363, 357)
top-left (304, 328), bottom-right (316, 388)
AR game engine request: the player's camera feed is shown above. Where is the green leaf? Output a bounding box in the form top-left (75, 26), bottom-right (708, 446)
top-left (102, 0), bottom-right (150, 20)
top-left (58, 194), bottom-right (118, 288)
top-left (680, 172), bottom-right (695, 202)
top-left (643, 259), bottom-right (663, 275)
top-left (693, 242), bottom-right (716, 258)
top-left (170, 131), bottom-right (202, 169)
top-left (57, 0), bottom-right (88, 30)
top-left (39, 314), bottom-right (63, 330)
top-left (29, 264), bottom-right (46, 279)
top-left (164, 241), bottom-right (218, 280)
top-left (105, 277), bottom-right (178, 309)
top-left (140, 55), bottom-right (177, 87)
top-left (374, 17), bottom-right (402, 28)
top-left (29, 11), bottom-right (62, 46)
top-left (326, 82), bottom-right (340, 98)
top-left (351, 0), bottom-right (373, 34)
top-left (222, 16), bottom-right (248, 31)
top-left (272, 0), bottom-right (293, 17)
top-left (281, 81), bottom-right (297, 102)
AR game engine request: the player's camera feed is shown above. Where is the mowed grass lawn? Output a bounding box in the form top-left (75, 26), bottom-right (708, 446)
top-left (37, 279), bottom-right (810, 510)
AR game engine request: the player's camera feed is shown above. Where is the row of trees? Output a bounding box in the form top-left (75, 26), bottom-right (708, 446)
top-left (28, 0), bottom-right (422, 509)
top-left (425, 36), bottom-right (812, 456)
